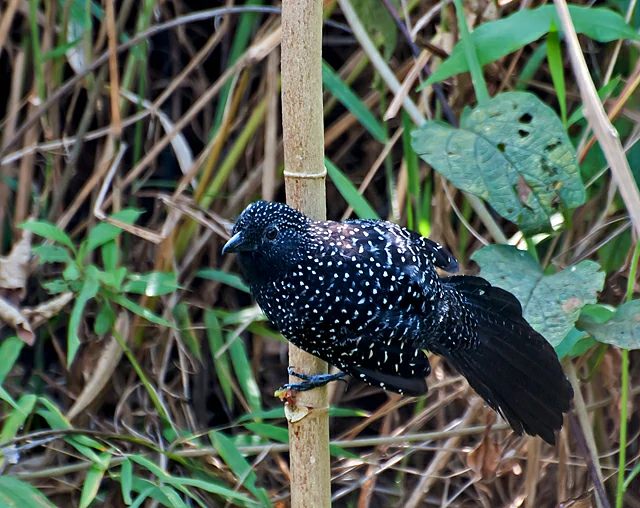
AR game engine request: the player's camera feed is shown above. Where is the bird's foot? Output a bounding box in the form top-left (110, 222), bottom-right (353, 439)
top-left (284, 366), bottom-right (347, 391)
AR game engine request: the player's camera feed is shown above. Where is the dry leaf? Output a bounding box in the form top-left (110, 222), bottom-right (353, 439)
top-left (67, 311), bottom-right (129, 421)
top-left (558, 492), bottom-right (595, 508)
top-left (0, 228), bottom-right (32, 295)
top-left (24, 291), bottom-right (74, 329)
top-left (0, 296), bottom-right (34, 345)
top-left (467, 423), bottom-right (501, 482)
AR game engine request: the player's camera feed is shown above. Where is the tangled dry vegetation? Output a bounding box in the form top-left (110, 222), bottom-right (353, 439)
top-left (0, 0), bottom-right (639, 506)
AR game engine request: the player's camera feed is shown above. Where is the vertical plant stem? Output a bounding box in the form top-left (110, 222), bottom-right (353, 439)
top-left (281, 0), bottom-right (330, 507)
top-left (616, 239), bottom-right (640, 507)
top-left (616, 348), bottom-right (629, 508)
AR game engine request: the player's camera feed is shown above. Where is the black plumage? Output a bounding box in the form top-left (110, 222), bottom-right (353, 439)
top-left (223, 200), bottom-right (573, 444)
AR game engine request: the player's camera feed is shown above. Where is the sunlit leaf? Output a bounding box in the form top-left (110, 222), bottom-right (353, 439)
top-left (412, 92), bottom-right (585, 234)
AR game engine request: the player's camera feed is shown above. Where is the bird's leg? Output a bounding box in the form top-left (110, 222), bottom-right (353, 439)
top-left (284, 366), bottom-right (347, 391)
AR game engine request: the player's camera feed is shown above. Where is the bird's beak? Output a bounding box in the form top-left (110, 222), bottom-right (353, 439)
top-left (222, 232), bottom-right (247, 255)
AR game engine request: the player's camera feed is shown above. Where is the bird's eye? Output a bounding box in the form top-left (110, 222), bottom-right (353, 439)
top-left (265, 226), bottom-right (278, 240)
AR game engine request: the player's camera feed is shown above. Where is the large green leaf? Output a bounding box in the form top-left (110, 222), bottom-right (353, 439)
top-left (412, 92), bottom-right (585, 235)
top-left (471, 245), bottom-right (604, 346)
top-left (423, 5), bottom-right (640, 87)
top-left (579, 300), bottom-right (640, 350)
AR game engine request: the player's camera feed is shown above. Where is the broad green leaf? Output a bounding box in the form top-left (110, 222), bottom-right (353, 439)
top-left (471, 245), bottom-right (604, 346)
top-left (81, 209), bottom-right (143, 259)
top-left (31, 244), bottom-right (72, 264)
top-left (423, 6), bottom-right (640, 87)
top-left (209, 431), bottom-right (272, 506)
top-left (351, 0), bottom-right (397, 58)
top-left (0, 476), bottom-right (56, 507)
top-left (110, 294), bottom-right (173, 328)
top-left (173, 303), bottom-right (202, 361)
top-left (205, 311), bottom-right (234, 408)
top-left (196, 269), bottom-right (249, 293)
top-left (19, 220), bottom-right (75, 252)
top-left (120, 458), bottom-right (133, 505)
top-left (79, 452), bottom-right (111, 508)
top-left (579, 300), bottom-right (640, 349)
top-left (412, 92), bottom-right (585, 235)
top-left (68, 266), bottom-right (100, 366)
top-left (0, 394), bottom-right (36, 443)
top-left (554, 327), bottom-right (592, 359)
top-left (94, 302), bottom-right (117, 335)
top-left (124, 272), bottom-right (180, 296)
top-left (580, 303), bottom-right (616, 323)
top-left (0, 336), bottom-right (24, 385)
top-left (322, 61), bottom-right (387, 143)
top-left (326, 158), bottom-right (380, 220)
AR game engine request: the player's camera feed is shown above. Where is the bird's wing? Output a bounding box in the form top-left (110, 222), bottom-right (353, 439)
top-left (325, 330), bottom-right (431, 396)
top-left (344, 218), bottom-right (458, 272)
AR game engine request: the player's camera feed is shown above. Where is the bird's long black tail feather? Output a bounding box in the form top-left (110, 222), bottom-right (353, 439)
top-left (438, 276), bottom-right (573, 445)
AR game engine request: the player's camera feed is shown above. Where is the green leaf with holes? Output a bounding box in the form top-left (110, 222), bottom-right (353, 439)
top-left (412, 92), bottom-right (585, 235)
top-left (578, 300), bottom-right (640, 350)
top-left (471, 245), bottom-right (604, 346)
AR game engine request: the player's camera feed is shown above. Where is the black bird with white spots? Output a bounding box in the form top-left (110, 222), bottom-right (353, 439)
top-left (223, 200), bottom-right (573, 444)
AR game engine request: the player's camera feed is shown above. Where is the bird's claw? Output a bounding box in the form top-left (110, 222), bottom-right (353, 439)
top-left (285, 367), bottom-right (347, 391)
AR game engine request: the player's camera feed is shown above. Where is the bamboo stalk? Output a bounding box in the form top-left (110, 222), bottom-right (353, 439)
top-left (281, 0), bottom-right (330, 506)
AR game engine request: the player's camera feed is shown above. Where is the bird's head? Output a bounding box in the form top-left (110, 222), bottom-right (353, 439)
top-left (222, 201), bottom-right (310, 281)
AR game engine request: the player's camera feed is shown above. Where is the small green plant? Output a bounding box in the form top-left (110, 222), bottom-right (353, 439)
top-left (19, 209), bottom-right (178, 367)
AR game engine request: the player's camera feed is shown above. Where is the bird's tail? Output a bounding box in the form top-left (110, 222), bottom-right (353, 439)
top-left (438, 275), bottom-right (573, 444)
